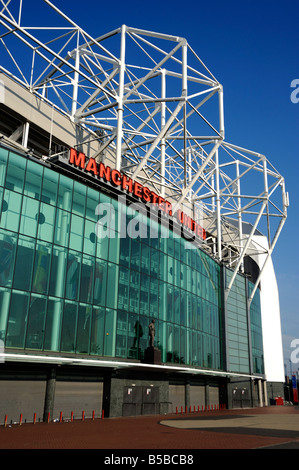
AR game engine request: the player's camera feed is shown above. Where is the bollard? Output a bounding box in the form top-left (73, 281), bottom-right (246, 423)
top-left (82, 411), bottom-right (85, 421)
top-left (33, 413), bottom-right (36, 425)
top-left (59, 412), bottom-right (63, 423)
top-left (19, 413), bottom-right (22, 426)
top-left (71, 411), bottom-right (74, 422)
top-left (102, 409), bottom-right (104, 420)
top-left (92, 410), bottom-right (95, 420)
top-left (47, 412), bottom-right (50, 423)
top-left (4, 415), bottom-right (7, 428)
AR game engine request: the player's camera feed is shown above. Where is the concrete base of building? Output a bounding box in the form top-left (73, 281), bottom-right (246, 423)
top-left (0, 362), bottom-right (273, 423)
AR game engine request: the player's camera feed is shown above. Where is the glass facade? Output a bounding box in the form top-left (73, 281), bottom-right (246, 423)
top-left (224, 268), bottom-right (264, 375)
top-left (0, 145), bottom-right (264, 374)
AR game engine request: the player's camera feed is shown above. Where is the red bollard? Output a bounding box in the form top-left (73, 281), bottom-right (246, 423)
top-left (82, 411), bottom-right (85, 421)
top-left (71, 411), bottom-right (74, 422)
top-left (19, 413), bottom-right (22, 426)
top-left (47, 412), bottom-right (50, 423)
top-left (4, 415), bottom-right (7, 427)
top-left (33, 413), bottom-right (36, 425)
top-left (59, 411), bottom-right (63, 422)
top-left (92, 410), bottom-right (95, 420)
top-left (102, 409), bottom-right (104, 420)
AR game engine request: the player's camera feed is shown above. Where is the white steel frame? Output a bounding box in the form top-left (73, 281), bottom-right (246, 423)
top-left (0, 0), bottom-right (288, 304)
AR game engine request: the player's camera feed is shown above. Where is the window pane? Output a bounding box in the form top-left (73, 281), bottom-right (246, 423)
top-left (19, 196), bottom-right (39, 237)
top-left (90, 306), bottom-right (105, 355)
top-left (41, 168), bottom-right (58, 205)
top-left (0, 148), bottom-right (8, 186)
top-left (49, 246), bottom-right (67, 298)
top-left (80, 255), bottom-right (94, 303)
top-left (32, 241), bottom-right (52, 295)
top-left (94, 259), bottom-right (107, 306)
top-left (57, 175), bottom-right (73, 210)
top-left (76, 304), bottom-right (92, 354)
top-left (44, 297), bottom-right (63, 351)
top-left (25, 294), bottom-right (47, 350)
top-left (86, 187), bottom-right (100, 221)
top-left (61, 301), bottom-right (78, 352)
top-left (83, 219), bottom-right (96, 256)
top-left (72, 181), bottom-right (86, 216)
top-left (69, 214), bottom-right (84, 252)
top-left (37, 203), bottom-right (56, 243)
top-left (0, 287), bottom-right (11, 341)
top-left (54, 209), bottom-right (70, 247)
top-left (24, 160), bottom-right (43, 199)
top-left (104, 308), bottom-right (116, 356)
top-left (6, 290), bottom-right (30, 348)
top-left (5, 152), bottom-right (26, 193)
top-left (1, 190), bottom-right (22, 232)
top-left (65, 251), bottom-right (81, 301)
top-left (13, 236), bottom-right (35, 291)
top-left (0, 230), bottom-right (17, 288)
top-left (106, 262), bottom-right (119, 309)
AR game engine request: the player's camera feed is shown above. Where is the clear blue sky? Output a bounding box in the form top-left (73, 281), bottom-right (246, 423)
top-left (8, 0), bottom-right (299, 374)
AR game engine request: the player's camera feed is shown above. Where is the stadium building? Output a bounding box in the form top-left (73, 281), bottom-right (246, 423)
top-left (0, 1), bottom-right (288, 422)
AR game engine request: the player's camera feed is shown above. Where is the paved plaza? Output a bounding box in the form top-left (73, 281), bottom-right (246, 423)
top-left (0, 406), bottom-right (298, 450)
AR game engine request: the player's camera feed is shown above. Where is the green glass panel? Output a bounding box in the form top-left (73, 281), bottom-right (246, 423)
top-left (57, 174), bottom-right (73, 210)
top-left (69, 214), bottom-right (84, 252)
top-left (116, 310), bottom-right (128, 358)
top-left (119, 236), bottom-right (130, 267)
top-left (65, 251), bottom-right (81, 301)
top-left (80, 255), bottom-right (94, 303)
top-left (61, 301), bottom-right (78, 352)
top-left (37, 203), bottom-right (56, 243)
top-left (149, 277), bottom-right (158, 319)
top-left (108, 236), bottom-right (120, 264)
top-left (44, 297), bottom-right (63, 351)
top-left (54, 209), bottom-right (70, 247)
top-left (96, 235), bottom-right (109, 261)
top-left (19, 196), bottom-right (39, 237)
top-left (90, 306), bottom-right (105, 355)
top-left (48, 246), bottom-right (67, 298)
top-left (0, 287), bottom-right (11, 341)
top-left (32, 241), bottom-right (52, 295)
top-left (83, 219), bottom-right (96, 256)
top-left (1, 189), bottom-right (22, 232)
top-left (41, 168), bottom-right (58, 205)
top-left (118, 265), bottom-right (129, 311)
top-left (6, 290), bottom-right (30, 348)
top-left (5, 152), bottom-right (26, 193)
top-left (129, 269), bottom-right (139, 313)
top-left (104, 308), bottom-right (116, 356)
top-left (94, 259), bottom-right (107, 306)
top-left (13, 236), bottom-right (35, 291)
top-left (106, 262), bottom-right (119, 309)
top-left (72, 181), bottom-right (86, 216)
top-left (24, 160), bottom-right (43, 199)
top-left (25, 294), bottom-right (47, 350)
top-left (0, 230), bottom-right (17, 288)
top-left (140, 273), bottom-right (149, 316)
top-left (86, 187), bottom-right (100, 221)
top-left (0, 148), bottom-right (8, 186)
top-left (76, 304), bottom-right (92, 354)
